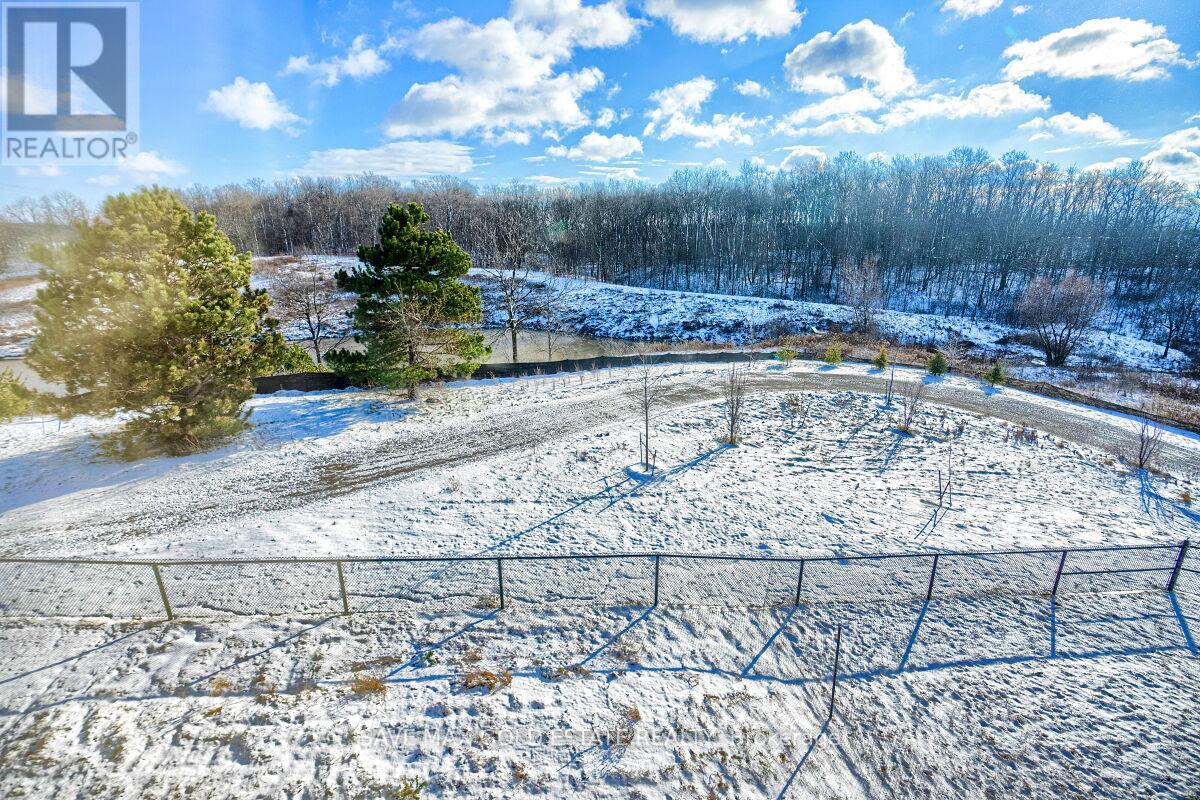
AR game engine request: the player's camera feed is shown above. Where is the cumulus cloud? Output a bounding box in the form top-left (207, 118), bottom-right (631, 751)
top-left (643, 0), bottom-right (804, 43)
top-left (1144, 127), bottom-right (1200, 184)
top-left (880, 81), bottom-right (1049, 128)
top-left (385, 0), bottom-right (642, 140)
top-left (202, 77), bottom-right (306, 133)
top-left (1011, 4), bottom-right (1031, 14)
top-left (579, 164), bottom-right (645, 180)
top-left (643, 76), bottom-right (757, 148)
top-left (283, 35), bottom-right (389, 86)
top-left (1019, 112), bottom-right (1128, 144)
top-left (1083, 156), bottom-right (1133, 172)
top-left (1003, 18), bottom-right (1195, 82)
top-left (86, 150), bottom-right (186, 187)
top-left (291, 141), bottom-right (474, 178)
top-left (940, 0), bottom-right (1002, 19)
top-left (547, 131), bottom-right (643, 161)
top-left (1084, 128), bottom-right (1200, 185)
top-left (783, 19), bottom-right (916, 97)
top-left (779, 145), bottom-right (827, 170)
top-left (735, 80), bottom-right (770, 98)
top-left (593, 107), bottom-right (628, 127)
top-left (774, 88), bottom-right (885, 134)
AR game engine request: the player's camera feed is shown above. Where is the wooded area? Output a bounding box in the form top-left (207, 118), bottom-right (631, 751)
top-left (179, 149), bottom-right (1199, 347)
top-left (4, 148), bottom-right (1196, 349)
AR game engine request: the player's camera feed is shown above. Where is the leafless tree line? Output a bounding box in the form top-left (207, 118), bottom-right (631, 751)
top-left (9, 148), bottom-right (1194, 347)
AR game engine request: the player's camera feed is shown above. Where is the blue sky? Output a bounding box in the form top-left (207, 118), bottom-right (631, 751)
top-left (4, 0), bottom-right (1199, 203)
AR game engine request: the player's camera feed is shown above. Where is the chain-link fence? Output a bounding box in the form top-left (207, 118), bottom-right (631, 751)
top-left (0, 541), bottom-right (1192, 621)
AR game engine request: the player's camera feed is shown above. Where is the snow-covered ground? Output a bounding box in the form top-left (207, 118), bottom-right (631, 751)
top-left (1, 361), bottom-right (1199, 797)
top-left (0, 256), bottom-right (1190, 372)
top-left (469, 269), bottom-right (1190, 372)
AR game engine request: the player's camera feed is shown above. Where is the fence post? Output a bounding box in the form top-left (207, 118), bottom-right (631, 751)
top-left (1051, 550), bottom-right (1069, 597)
top-left (925, 554), bottom-right (939, 602)
top-left (1168, 540), bottom-right (1191, 592)
top-left (151, 564), bottom-right (173, 621)
top-left (497, 558), bottom-right (506, 611)
top-left (794, 560), bottom-right (805, 607)
top-left (652, 555), bottom-right (661, 607)
top-left (336, 561), bottom-right (351, 615)
top-left (828, 623), bottom-right (842, 722)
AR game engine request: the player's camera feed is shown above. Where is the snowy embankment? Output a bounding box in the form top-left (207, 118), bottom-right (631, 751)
top-left (0, 256), bottom-right (1189, 373)
top-left (471, 268), bottom-right (1188, 371)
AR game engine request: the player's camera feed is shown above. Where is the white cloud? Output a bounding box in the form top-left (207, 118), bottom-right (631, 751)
top-left (707, 157), bottom-right (728, 168)
top-left (1019, 112), bottom-right (1128, 144)
top-left (1083, 127), bottom-right (1200, 185)
top-left (940, 0), bottom-right (1002, 20)
top-left (775, 88), bottom-right (885, 134)
top-left (525, 174), bottom-right (575, 185)
top-left (1187, 113), bottom-right (1200, 123)
top-left (1144, 127), bottom-right (1200, 185)
top-left (86, 150), bottom-right (187, 187)
top-left (643, 0), bottom-right (804, 43)
top-left (783, 19), bottom-right (916, 97)
top-left (284, 35), bottom-right (389, 86)
top-left (1003, 18), bottom-right (1195, 82)
top-left (881, 81), bottom-right (1049, 128)
top-left (735, 79), bottom-right (770, 98)
top-left (867, 150), bottom-right (889, 161)
top-left (291, 140), bottom-right (474, 178)
top-left (593, 107), bottom-right (618, 127)
top-left (202, 77), bottom-right (306, 133)
top-left (779, 145), bottom-right (827, 170)
top-left (1083, 156), bottom-right (1132, 172)
top-left (1011, 4), bottom-right (1031, 15)
top-left (579, 164), bottom-right (645, 180)
top-left (643, 76), bottom-right (757, 148)
top-left (547, 131), bottom-right (643, 162)
top-left (385, 1), bottom-right (641, 140)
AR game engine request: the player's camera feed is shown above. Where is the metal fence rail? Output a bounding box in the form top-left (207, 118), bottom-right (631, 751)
top-left (0, 540), bottom-right (1193, 620)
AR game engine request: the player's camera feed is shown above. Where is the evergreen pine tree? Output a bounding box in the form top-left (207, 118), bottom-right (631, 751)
top-left (328, 203), bottom-right (488, 396)
top-left (927, 350), bottom-right (949, 375)
top-left (872, 342), bottom-right (889, 371)
top-left (28, 187), bottom-right (283, 455)
top-left (984, 360), bottom-right (1006, 387)
top-left (0, 371), bottom-right (30, 422)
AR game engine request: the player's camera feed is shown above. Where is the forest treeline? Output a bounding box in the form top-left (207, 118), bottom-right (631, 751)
top-left (7, 147), bottom-right (1197, 346)
top-left (179, 149), bottom-right (1199, 345)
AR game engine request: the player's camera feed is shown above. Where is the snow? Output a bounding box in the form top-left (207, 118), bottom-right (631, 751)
top-left (472, 270), bottom-right (1189, 371)
top-left (0, 257), bottom-right (1189, 373)
top-left (2, 355), bottom-right (1199, 797)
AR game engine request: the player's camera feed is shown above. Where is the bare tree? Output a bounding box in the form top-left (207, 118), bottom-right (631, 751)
top-left (1135, 404), bottom-right (1164, 471)
top-left (840, 254), bottom-right (884, 334)
top-left (896, 381), bottom-right (926, 433)
top-left (271, 269), bottom-right (352, 365)
top-left (722, 362), bottom-right (749, 444)
top-left (631, 353), bottom-right (669, 468)
top-left (485, 267), bottom-right (543, 362)
top-left (1157, 289), bottom-right (1198, 359)
top-left (1017, 271), bottom-right (1107, 367)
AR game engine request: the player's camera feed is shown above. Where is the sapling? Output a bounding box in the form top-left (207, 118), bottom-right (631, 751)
top-left (983, 360), bottom-right (1006, 387)
top-left (927, 351), bottom-right (949, 376)
top-left (872, 343), bottom-right (889, 371)
top-left (776, 347), bottom-right (800, 366)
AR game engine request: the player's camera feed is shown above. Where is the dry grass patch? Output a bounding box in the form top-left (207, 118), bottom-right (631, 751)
top-left (461, 669), bottom-right (512, 693)
top-left (350, 674), bottom-right (388, 696)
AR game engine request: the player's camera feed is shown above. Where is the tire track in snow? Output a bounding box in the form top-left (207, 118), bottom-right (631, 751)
top-left (3, 368), bottom-right (1195, 550)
